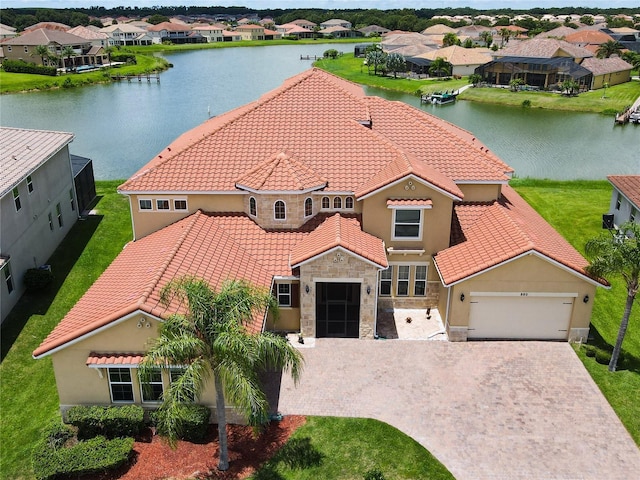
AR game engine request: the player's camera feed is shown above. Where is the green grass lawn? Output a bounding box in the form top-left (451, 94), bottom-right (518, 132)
top-left (512, 178), bottom-right (640, 444)
top-left (0, 54), bottom-right (169, 93)
top-left (250, 417), bottom-right (454, 480)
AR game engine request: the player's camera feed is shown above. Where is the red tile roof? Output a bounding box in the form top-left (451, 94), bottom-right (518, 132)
top-left (608, 175), bottom-right (640, 209)
top-left (434, 185), bottom-right (607, 286)
top-left (118, 69), bottom-right (511, 196)
top-left (86, 353), bottom-right (145, 367)
top-left (386, 199), bottom-right (433, 208)
top-left (290, 213), bottom-right (387, 268)
top-left (235, 151), bottom-right (327, 192)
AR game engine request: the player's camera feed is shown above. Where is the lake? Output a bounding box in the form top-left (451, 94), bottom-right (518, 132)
top-left (1, 44), bottom-right (638, 180)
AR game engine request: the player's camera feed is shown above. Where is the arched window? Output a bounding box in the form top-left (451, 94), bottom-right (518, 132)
top-left (304, 197), bottom-right (313, 217)
top-left (345, 196), bottom-right (354, 209)
top-left (274, 200), bottom-right (286, 220)
top-left (333, 197), bottom-right (342, 209)
top-left (249, 197), bottom-right (257, 216)
top-left (321, 196), bottom-right (330, 209)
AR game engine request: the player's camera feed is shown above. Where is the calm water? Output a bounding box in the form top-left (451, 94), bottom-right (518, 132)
top-left (1, 44), bottom-right (638, 180)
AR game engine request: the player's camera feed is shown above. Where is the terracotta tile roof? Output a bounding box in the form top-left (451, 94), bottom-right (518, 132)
top-left (581, 57), bottom-right (633, 76)
top-left (86, 353), bottom-right (145, 367)
top-left (608, 175), bottom-right (640, 209)
top-left (434, 185), bottom-right (606, 286)
top-left (422, 24), bottom-right (457, 35)
top-left (416, 45), bottom-right (492, 66)
top-left (564, 30), bottom-right (614, 44)
top-left (386, 199), bottom-right (433, 208)
top-left (290, 214), bottom-right (387, 268)
top-left (3, 28), bottom-right (88, 46)
top-left (33, 211), bottom-right (362, 357)
top-left (235, 151), bottom-right (327, 192)
top-left (535, 26), bottom-right (578, 39)
top-left (147, 22), bottom-right (191, 32)
top-left (498, 38), bottom-right (594, 59)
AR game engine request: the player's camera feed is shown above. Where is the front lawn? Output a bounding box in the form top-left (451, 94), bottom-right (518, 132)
top-left (251, 417), bottom-right (454, 480)
top-left (512, 178), bottom-right (640, 444)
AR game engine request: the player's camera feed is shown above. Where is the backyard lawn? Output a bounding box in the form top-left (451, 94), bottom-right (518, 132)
top-left (0, 179), bottom-right (638, 479)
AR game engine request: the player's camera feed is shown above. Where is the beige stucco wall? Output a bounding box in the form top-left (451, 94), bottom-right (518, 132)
top-left (298, 250), bottom-right (379, 339)
top-left (265, 307), bottom-right (300, 332)
top-left (591, 70), bottom-right (631, 89)
top-left (457, 183), bottom-right (503, 202)
top-left (444, 254), bottom-right (596, 341)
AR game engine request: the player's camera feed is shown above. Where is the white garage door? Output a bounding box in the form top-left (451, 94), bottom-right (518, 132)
top-left (468, 294), bottom-right (574, 340)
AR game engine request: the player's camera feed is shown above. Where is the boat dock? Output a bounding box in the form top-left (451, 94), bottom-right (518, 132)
top-left (110, 72), bottom-right (160, 83)
top-left (300, 55), bottom-right (322, 60)
top-left (615, 95), bottom-right (640, 124)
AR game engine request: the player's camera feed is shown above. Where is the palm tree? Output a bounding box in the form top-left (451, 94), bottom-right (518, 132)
top-left (479, 31), bottom-right (493, 48)
top-left (596, 40), bottom-right (623, 59)
top-left (429, 57), bottom-right (452, 78)
top-left (585, 222), bottom-right (640, 372)
top-left (499, 28), bottom-right (511, 47)
top-left (61, 45), bottom-right (76, 70)
top-left (33, 45), bottom-right (49, 66)
top-left (442, 32), bottom-right (459, 47)
top-left (104, 45), bottom-right (115, 66)
top-left (140, 277), bottom-right (303, 471)
top-left (386, 52), bottom-right (406, 78)
top-left (365, 49), bottom-right (387, 75)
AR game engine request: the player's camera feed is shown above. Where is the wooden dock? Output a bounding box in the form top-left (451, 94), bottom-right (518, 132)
top-left (615, 95), bottom-right (640, 124)
top-left (300, 55), bottom-right (322, 60)
top-left (110, 72), bottom-right (160, 83)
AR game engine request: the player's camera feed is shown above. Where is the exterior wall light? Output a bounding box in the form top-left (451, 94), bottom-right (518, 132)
top-left (305, 284), bottom-right (310, 294)
top-left (583, 294), bottom-right (589, 303)
top-left (460, 293), bottom-right (465, 302)
top-left (366, 285), bottom-right (371, 295)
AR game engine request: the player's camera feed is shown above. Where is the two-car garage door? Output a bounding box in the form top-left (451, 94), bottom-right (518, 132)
top-left (468, 294), bottom-right (574, 340)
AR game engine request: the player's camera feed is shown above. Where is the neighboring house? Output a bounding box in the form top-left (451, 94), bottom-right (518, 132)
top-left (67, 25), bottom-right (110, 48)
top-left (33, 69), bottom-right (605, 419)
top-left (1, 29), bottom-right (107, 68)
top-left (581, 57), bottom-right (633, 88)
top-left (263, 28), bottom-right (282, 41)
top-left (235, 24), bottom-right (265, 41)
top-left (535, 26), bottom-right (579, 39)
top-left (24, 22), bottom-right (70, 32)
top-left (221, 30), bottom-right (242, 42)
top-left (147, 22), bottom-right (204, 44)
top-left (606, 175), bottom-right (640, 228)
top-left (0, 127), bottom-right (84, 323)
top-left (290, 19), bottom-right (317, 30)
top-left (456, 25), bottom-right (493, 45)
top-left (414, 45), bottom-right (492, 77)
top-left (277, 23), bottom-right (316, 39)
top-left (101, 24), bottom-right (152, 46)
top-left (0, 24), bottom-right (18, 41)
top-left (320, 19), bottom-right (352, 30)
top-left (191, 24), bottom-right (225, 43)
top-left (421, 24), bottom-right (458, 35)
top-left (382, 32), bottom-right (438, 52)
top-left (318, 25), bottom-right (356, 38)
top-left (358, 25), bottom-right (390, 37)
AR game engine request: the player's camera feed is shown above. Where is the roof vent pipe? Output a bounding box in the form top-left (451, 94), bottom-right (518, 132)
top-left (358, 119), bottom-right (373, 129)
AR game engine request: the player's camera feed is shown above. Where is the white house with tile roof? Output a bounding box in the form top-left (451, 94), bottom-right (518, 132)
top-left (607, 175), bottom-right (640, 228)
top-left (33, 69), bottom-right (606, 418)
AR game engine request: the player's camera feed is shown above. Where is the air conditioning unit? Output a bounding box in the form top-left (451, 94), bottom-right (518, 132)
top-left (602, 213), bottom-right (614, 230)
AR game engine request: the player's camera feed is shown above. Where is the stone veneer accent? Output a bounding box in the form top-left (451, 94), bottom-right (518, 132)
top-left (299, 250), bottom-right (379, 339)
top-left (448, 326), bottom-right (468, 342)
top-left (246, 193), bottom-right (315, 230)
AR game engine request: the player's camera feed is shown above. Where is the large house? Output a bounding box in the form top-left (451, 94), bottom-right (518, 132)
top-left (606, 175), bottom-right (640, 228)
top-left (33, 69), bottom-right (605, 417)
top-left (1, 127), bottom-right (94, 323)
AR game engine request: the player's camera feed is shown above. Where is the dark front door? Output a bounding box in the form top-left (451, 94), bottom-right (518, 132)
top-left (316, 282), bottom-right (360, 338)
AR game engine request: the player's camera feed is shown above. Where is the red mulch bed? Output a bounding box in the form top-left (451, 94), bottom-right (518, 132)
top-left (82, 415), bottom-right (305, 480)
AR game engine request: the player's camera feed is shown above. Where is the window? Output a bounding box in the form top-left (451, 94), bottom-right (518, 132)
top-left (304, 197), bottom-right (313, 217)
top-left (397, 265), bottom-right (410, 296)
top-left (174, 199), bottom-right (187, 211)
top-left (321, 196), bottom-right (330, 209)
top-left (277, 283), bottom-right (291, 306)
top-left (414, 265), bottom-right (427, 296)
top-left (12, 188), bottom-right (21, 211)
top-left (249, 197), bottom-right (257, 216)
top-left (156, 199), bottom-right (170, 210)
top-left (333, 197), bottom-right (342, 209)
top-left (393, 210), bottom-right (421, 239)
top-left (140, 369), bottom-right (163, 402)
top-left (27, 175), bottom-right (34, 193)
top-left (274, 200), bottom-right (286, 220)
top-left (108, 368), bottom-right (134, 402)
top-left (615, 193), bottom-right (622, 210)
top-left (56, 203), bottom-right (63, 227)
top-left (139, 199), bottom-right (152, 210)
top-left (6, 46), bottom-right (11, 52)
top-left (69, 189), bottom-right (75, 211)
top-left (48, 212), bottom-right (54, 231)
top-left (379, 267), bottom-right (392, 296)
top-left (170, 369), bottom-right (195, 402)
top-left (4, 264), bottom-right (14, 294)
top-left (345, 197), bottom-right (354, 209)
top-left (24, 46), bottom-right (28, 53)
top-left (631, 208), bottom-right (638, 223)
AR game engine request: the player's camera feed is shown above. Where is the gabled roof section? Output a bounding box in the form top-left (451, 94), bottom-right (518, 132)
top-left (581, 57), bottom-right (633, 76)
top-left (3, 28), bottom-right (88, 46)
top-left (608, 175), bottom-right (640, 209)
top-left (235, 151), bottom-right (327, 192)
top-left (290, 214), bottom-right (387, 268)
top-left (434, 185), bottom-right (607, 287)
top-left (498, 38), bottom-right (594, 59)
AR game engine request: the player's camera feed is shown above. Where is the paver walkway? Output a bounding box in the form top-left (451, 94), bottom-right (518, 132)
top-left (273, 339), bottom-right (640, 480)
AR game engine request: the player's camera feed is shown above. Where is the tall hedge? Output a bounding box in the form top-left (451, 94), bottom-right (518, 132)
top-left (67, 405), bottom-right (144, 439)
top-left (2, 59), bottom-right (57, 76)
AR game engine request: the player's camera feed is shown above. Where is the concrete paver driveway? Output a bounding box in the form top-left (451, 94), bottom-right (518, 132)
top-left (274, 339), bottom-right (640, 480)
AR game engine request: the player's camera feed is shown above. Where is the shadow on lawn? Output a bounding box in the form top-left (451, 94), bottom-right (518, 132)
top-left (0, 206), bottom-right (103, 362)
top-left (586, 324), bottom-right (640, 374)
top-left (253, 437), bottom-right (324, 479)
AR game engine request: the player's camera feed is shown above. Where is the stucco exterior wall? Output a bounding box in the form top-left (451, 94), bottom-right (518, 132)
top-left (608, 187), bottom-right (639, 227)
top-left (592, 70), bottom-right (631, 89)
top-left (445, 254), bottom-right (596, 341)
top-left (298, 250), bottom-right (379, 339)
top-left (457, 183), bottom-right (503, 202)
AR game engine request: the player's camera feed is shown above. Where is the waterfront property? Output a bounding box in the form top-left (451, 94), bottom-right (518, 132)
top-left (0, 127), bottom-right (95, 323)
top-left (606, 175), bottom-right (640, 228)
top-left (32, 69), bottom-right (606, 419)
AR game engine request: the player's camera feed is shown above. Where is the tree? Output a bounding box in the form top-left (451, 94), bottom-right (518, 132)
top-left (561, 79), bottom-right (579, 96)
top-left (140, 277), bottom-right (303, 470)
top-left (429, 57), bottom-right (451, 78)
top-left (580, 15), bottom-right (595, 26)
top-left (469, 73), bottom-right (482, 86)
top-left (61, 45), bottom-right (76, 70)
top-left (509, 77), bottom-right (524, 91)
top-left (479, 31), bottom-right (493, 48)
top-left (104, 46), bottom-right (114, 65)
top-left (365, 49), bottom-right (387, 75)
top-left (499, 28), bottom-right (512, 47)
top-left (442, 32), bottom-right (459, 47)
top-left (33, 45), bottom-right (49, 66)
top-left (148, 14), bottom-right (170, 25)
top-left (585, 222), bottom-right (640, 372)
top-left (462, 38), bottom-right (474, 49)
top-left (386, 52), bottom-right (406, 78)
top-left (596, 40), bottom-right (623, 59)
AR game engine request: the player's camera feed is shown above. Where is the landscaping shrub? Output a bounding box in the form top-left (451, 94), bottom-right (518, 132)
top-left (2, 59), bottom-right (57, 76)
top-left (23, 267), bottom-right (54, 292)
top-left (32, 434), bottom-right (133, 480)
top-left (521, 99), bottom-right (532, 108)
top-left (585, 345), bottom-right (597, 357)
top-left (67, 405), bottom-right (144, 439)
top-left (152, 404), bottom-right (211, 442)
top-left (595, 349), bottom-right (612, 365)
top-left (364, 468), bottom-right (386, 480)
top-left (323, 49), bottom-right (339, 59)
top-left (110, 52), bottom-right (137, 64)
